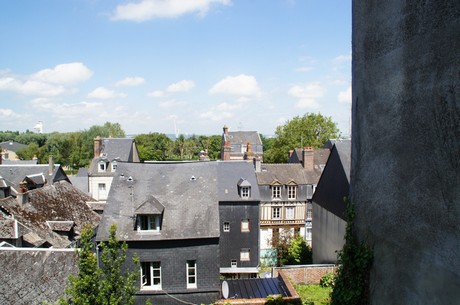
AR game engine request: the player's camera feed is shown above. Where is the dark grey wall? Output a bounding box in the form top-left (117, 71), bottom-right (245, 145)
top-left (219, 201), bottom-right (259, 268)
top-left (126, 239), bottom-right (220, 305)
top-left (352, 1), bottom-right (460, 304)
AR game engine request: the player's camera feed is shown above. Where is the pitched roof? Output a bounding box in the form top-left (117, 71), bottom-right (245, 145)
top-left (0, 141), bottom-right (28, 152)
top-left (99, 138), bottom-right (135, 161)
top-left (226, 131), bottom-right (262, 146)
top-left (0, 181), bottom-right (101, 247)
top-left (217, 161), bottom-right (261, 202)
top-left (96, 162), bottom-right (220, 242)
top-left (0, 164), bottom-right (69, 192)
top-left (256, 163), bottom-right (310, 185)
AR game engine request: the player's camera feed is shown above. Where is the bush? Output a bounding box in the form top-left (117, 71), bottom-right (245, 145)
top-left (319, 273), bottom-right (335, 288)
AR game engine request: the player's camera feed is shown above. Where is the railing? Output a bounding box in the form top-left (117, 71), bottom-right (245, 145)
top-left (260, 219), bottom-right (305, 226)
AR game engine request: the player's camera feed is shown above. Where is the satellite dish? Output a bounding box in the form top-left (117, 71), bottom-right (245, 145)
top-left (222, 280), bottom-right (229, 299)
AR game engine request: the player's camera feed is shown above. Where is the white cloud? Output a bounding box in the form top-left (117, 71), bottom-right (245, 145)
top-left (31, 62), bottom-right (93, 85)
top-left (209, 74), bottom-right (261, 97)
top-left (112, 0), bottom-right (232, 22)
top-left (288, 82), bottom-right (325, 109)
top-left (148, 90), bottom-right (165, 97)
top-left (0, 108), bottom-right (18, 118)
top-left (159, 99), bottom-right (187, 108)
top-left (166, 80), bottom-right (195, 93)
top-left (200, 110), bottom-right (233, 121)
top-left (334, 53), bottom-right (352, 64)
top-left (87, 87), bottom-right (127, 99)
top-left (116, 76), bottom-right (145, 86)
top-left (0, 76), bottom-right (67, 97)
top-left (338, 85), bottom-right (352, 104)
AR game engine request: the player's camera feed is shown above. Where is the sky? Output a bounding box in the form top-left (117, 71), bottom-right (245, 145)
top-left (0, 0), bottom-right (351, 136)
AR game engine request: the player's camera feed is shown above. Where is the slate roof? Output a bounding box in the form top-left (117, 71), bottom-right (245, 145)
top-left (99, 138), bottom-right (136, 161)
top-left (0, 164), bottom-right (69, 192)
top-left (0, 181), bottom-right (101, 247)
top-left (217, 161), bottom-right (261, 202)
top-left (2, 159), bottom-right (38, 165)
top-left (312, 139), bottom-right (351, 220)
top-left (0, 140), bottom-right (28, 152)
top-left (257, 163), bottom-right (309, 185)
top-left (226, 131), bottom-right (262, 146)
top-left (96, 162), bottom-right (220, 242)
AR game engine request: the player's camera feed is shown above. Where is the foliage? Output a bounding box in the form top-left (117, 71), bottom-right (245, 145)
top-left (60, 224), bottom-right (139, 305)
top-left (295, 284), bottom-right (332, 305)
top-left (135, 132), bottom-right (172, 161)
top-left (287, 233), bottom-right (312, 265)
top-left (319, 273), bottom-right (335, 288)
top-left (265, 294), bottom-right (287, 305)
top-left (330, 199), bottom-right (373, 305)
top-left (270, 228), bottom-right (294, 267)
top-left (264, 113), bottom-right (339, 163)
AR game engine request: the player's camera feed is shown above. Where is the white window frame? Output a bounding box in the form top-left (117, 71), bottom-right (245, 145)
top-left (186, 260), bottom-right (197, 289)
top-left (98, 161), bottom-right (106, 172)
top-left (287, 185), bottom-right (297, 200)
top-left (241, 186), bottom-right (250, 198)
top-left (97, 183), bottom-right (107, 200)
top-left (272, 185), bottom-right (281, 199)
top-left (241, 219), bottom-right (250, 232)
top-left (272, 207), bottom-right (281, 219)
top-left (138, 215), bottom-right (160, 232)
top-left (285, 206), bottom-right (295, 220)
top-left (140, 261), bottom-right (161, 290)
top-left (240, 248), bottom-right (250, 261)
top-left (306, 208), bottom-right (312, 220)
top-left (223, 221), bottom-right (230, 232)
top-left (111, 161), bottom-right (117, 172)
top-left (231, 259), bottom-right (237, 268)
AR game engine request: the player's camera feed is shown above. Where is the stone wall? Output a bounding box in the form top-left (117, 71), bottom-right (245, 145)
top-left (352, 1), bottom-right (460, 304)
top-left (0, 248), bottom-right (77, 305)
top-left (272, 265), bottom-right (337, 285)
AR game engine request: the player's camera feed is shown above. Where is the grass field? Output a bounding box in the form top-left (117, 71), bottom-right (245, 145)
top-left (294, 284), bottom-right (332, 305)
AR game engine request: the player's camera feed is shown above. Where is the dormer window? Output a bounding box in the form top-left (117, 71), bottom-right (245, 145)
top-left (98, 161), bottom-right (106, 172)
top-left (287, 185), bottom-right (297, 200)
top-left (137, 214), bottom-right (161, 232)
top-left (272, 184), bottom-right (281, 199)
top-left (111, 161), bottom-right (118, 172)
top-left (237, 178), bottom-right (251, 199)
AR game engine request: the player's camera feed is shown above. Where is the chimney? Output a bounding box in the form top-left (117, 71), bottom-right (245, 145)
top-left (221, 125), bottom-right (231, 161)
top-left (17, 181), bottom-right (28, 206)
top-left (302, 147), bottom-right (314, 170)
top-left (94, 136), bottom-right (102, 158)
top-left (253, 156), bottom-right (262, 173)
top-left (48, 155), bottom-right (54, 176)
top-left (288, 149), bottom-right (294, 161)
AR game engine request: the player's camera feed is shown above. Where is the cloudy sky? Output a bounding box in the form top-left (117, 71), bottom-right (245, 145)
top-left (0, 0), bottom-right (351, 136)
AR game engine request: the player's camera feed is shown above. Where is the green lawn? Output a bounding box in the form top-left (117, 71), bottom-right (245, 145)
top-left (294, 284), bottom-right (331, 305)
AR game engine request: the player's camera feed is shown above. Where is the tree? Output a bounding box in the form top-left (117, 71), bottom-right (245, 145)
top-left (61, 224), bottom-right (139, 305)
top-left (287, 233), bottom-right (312, 265)
top-left (135, 132), bottom-right (172, 161)
top-left (264, 113), bottom-right (339, 163)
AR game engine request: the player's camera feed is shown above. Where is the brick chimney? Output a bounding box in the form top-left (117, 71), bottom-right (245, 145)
top-left (221, 125), bottom-right (231, 161)
top-left (302, 147), bottom-right (314, 170)
top-left (94, 136), bottom-right (102, 158)
top-left (17, 181), bottom-right (28, 206)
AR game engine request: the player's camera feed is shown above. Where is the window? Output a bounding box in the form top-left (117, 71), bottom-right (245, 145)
top-left (306, 209), bottom-right (312, 220)
top-left (231, 259), bottom-right (237, 267)
top-left (98, 183), bottom-right (106, 191)
top-left (241, 186), bottom-right (250, 198)
top-left (306, 228), bottom-right (312, 240)
top-left (98, 161), bottom-right (106, 172)
top-left (186, 260), bottom-right (197, 288)
top-left (272, 185), bottom-right (281, 199)
top-left (138, 215), bottom-right (161, 232)
top-left (240, 249), bottom-right (250, 261)
top-left (98, 183), bottom-right (107, 200)
top-left (111, 161), bottom-right (117, 172)
top-left (141, 262), bottom-right (161, 290)
top-left (287, 185), bottom-right (297, 200)
top-left (241, 219), bottom-right (250, 232)
top-left (285, 207), bottom-right (295, 220)
top-left (223, 222), bottom-right (230, 232)
top-left (272, 207), bottom-right (281, 219)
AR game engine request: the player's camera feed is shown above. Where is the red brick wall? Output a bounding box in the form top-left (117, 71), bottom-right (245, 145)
top-left (272, 265), bottom-right (337, 285)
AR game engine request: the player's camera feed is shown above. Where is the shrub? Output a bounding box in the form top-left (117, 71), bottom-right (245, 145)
top-left (320, 272), bottom-right (335, 288)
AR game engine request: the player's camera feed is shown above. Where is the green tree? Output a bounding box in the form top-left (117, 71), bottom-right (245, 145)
top-left (61, 224), bottom-right (139, 305)
top-left (135, 132), bottom-right (172, 161)
top-left (264, 113), bottom-right (339, 163)
top-left (287, 233), bottom-right (312, 265)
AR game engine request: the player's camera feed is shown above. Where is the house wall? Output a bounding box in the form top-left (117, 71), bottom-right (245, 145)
top-left (312, 203), bottom-right (346, 264)
top-left (352, 1), bottom-right (460, 304)
top-left (219, 201), bottom-right (259, 269)
top-left (272, 265), bottom-right (337, 285)
top-left (126, 239), bottom-right (220, 305)
top-left (88, 176), bottom-right (113, 201)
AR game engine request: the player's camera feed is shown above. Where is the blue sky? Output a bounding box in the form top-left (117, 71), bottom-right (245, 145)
top-left (0, 0), bottom-right (351, 136)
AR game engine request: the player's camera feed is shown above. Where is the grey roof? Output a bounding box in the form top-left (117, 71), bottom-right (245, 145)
top-left (68, 175), bottom-right (90, 195)
top-left (312, 139), bottom-right (351, 220)
top-left (0, 181), bottom-right (101, 247)
top-left (2, 159), bottom-right (38, 165)
top-left (135, 195), bottom-right (165, 214)
top-left (99, 138), bottom-right (136, 161)
top-left (257, 163), bottom-right (309, 185)
top-left (96, 162), bottom-right (220, 242)
top-left (0, 164), bottom-right (69, 192)
top-left (0, 140), bottom-right (27, 152)
top-left (227, 131), bottom-right (262, 146)
top-left (217, 161), bottom-right (261, 202)
top-left (0, 248), bottom-right (77, 305)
